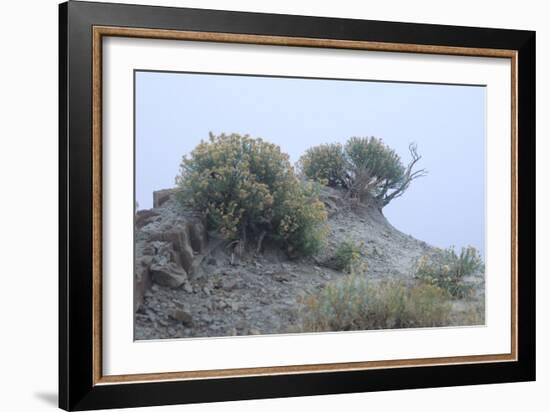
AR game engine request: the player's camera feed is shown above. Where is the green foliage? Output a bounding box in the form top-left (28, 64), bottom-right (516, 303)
top-left (175, 132), bottom-right (327, 256)
top-left (344, 137), bottom-right (405, 193)
top-left (414, 246), bottom-right (484, 298)
top-left (298, 137), bottom-right (426, 206)
top-left (273, 180), bottom-right (328, 257)
top-left (297, 143), bottom-right (348, 188)
top-left (298, 276), bottom-right (452, 332)
top-left (333, 240), bottom-right (363, 273)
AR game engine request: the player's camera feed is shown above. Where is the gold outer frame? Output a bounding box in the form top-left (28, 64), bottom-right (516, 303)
top-left (92, 26), bottom-right (518, 386)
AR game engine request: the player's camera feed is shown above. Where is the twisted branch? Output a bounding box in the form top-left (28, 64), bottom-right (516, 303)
top-left (380, 143), bottom-right (427, 206)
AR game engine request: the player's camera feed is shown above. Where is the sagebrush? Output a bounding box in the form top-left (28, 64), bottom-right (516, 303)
top-left (333, 240), bottom-right (364, 273)
top-left (175, 132), bottom-right (327, 256)
top-left (298, 143), bottom-right (348, 188)
top-left (297, 276), bottom-right (453, 332)
top-left (414, 246), bottom-right (484, 298)
top-left (298, 137), bottom-right (426, 207)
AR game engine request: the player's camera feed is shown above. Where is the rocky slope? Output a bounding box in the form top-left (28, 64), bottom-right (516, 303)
top-left (134, 188), bottom-right (477, 340)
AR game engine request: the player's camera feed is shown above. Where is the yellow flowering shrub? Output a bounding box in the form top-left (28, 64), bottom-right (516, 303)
top-left (176, 133), bottom-right (327, 256)
top-left (272, 179), bottom-right (328, 257)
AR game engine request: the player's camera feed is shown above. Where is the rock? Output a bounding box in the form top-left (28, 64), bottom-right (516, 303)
top-left (203, 286), bottom-right (211, 296)
top-left (221, 278), bottom-right (238, 291)
top-left (281, 297), bottom-right (296, 306)
top-left (207, 257), bottom-right (218, 266)
top-left (153, 188), bottom-right (179, 208)
top-left (135, 209), bottom-right (160, 229)
top-left (135, 313), bottom-right (148, 322)
top-left (248, 328), bottom-right (261, 335)
top-left (169, 309), bottom-right (194, 326)
top-left (236, 320), bottom-right (248, 330)
top-left (188, 256), bottom-right (207, 278)
top-left (137, 255), bottom-right (153, 268)
top-left (141, 244), bottom-right (155, 255)
top-left (134, 262), bottom-right (151, 313)
top-left (150, 227), bottom-right (195, 273)
top-left (231, 302), bottom-right (240, 311)
top-left (145, 309), bottom-right (157, 322)
top-left (174, 301), bottom-right (188, 311)
top-left (186, 221), bottom-right (207, 254)
top-left (281, 263), bottom-right (291, 271)
top-left (217, 300), bottom-right (228, 309)
top-left (183, 283), bottom-right (193, 293)
top-left (150, 262), bottom-right (188, 288)
top-left (273, 273), bottom-right (290, 283)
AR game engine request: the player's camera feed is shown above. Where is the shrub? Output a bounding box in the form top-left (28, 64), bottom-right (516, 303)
top-left (298, 137), bottom-right (426, 207)
top-left (333, 240), bottom-right (363, 273)
top-left (297, 143), bottom-right (348, 188)
top-left (450, 300), bottom-right (485, 326)
top-left (175, 132), bottom-right (327, 256)
top-left (297, 276), bottom-right (452, 332)
top-left (273, 180), bottom-right (328, 257)
top-left (414, 246), bottom-right (484, 298)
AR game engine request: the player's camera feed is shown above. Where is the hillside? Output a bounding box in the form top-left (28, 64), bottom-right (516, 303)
top-left (134, 187), bottom-right (482, 340)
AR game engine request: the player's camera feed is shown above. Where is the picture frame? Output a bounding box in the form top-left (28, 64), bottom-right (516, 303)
top-left (59, 1), bottom-right (536, 410)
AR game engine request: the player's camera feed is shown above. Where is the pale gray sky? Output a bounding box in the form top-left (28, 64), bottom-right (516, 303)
top-left (135, 71), bottom-right (485, 254)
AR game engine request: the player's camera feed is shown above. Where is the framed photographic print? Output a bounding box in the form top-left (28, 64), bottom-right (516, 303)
top-left (59, 1), bottom-right (536, 410)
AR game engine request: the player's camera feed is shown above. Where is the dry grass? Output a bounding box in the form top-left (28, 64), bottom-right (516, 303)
top-left (296, 276), bottom-right (456, 332)
top-left (449, 299), bottom-right (485, 326)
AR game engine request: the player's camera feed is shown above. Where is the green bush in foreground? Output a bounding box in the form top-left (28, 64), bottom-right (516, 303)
top-left (298, 137), bottom-right (427, 207)
top-left (333, 240), bottom-right (363, 273)
top-left (414, 246), bottom-right (484, 298)
top-left (175, 132), bottom-right (327, 256)
top-left (298, 276), bottom-right (452, 332)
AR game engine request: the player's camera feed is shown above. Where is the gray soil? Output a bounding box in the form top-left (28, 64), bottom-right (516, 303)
top-left (134, 187), bottom-right (484, 340)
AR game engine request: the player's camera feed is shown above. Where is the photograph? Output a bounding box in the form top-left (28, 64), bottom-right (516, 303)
top-left (54, 2), bottom-right (536, 410)
top-left (133, 70), bottom-right (487, 340)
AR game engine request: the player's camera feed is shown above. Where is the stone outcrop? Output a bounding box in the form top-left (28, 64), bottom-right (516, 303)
top-left (134, 189), bottom-right (207, 312)
top-left (150, 262), bottom-right (188, 288)
top-left (153, 188), bottom-right (178, 208)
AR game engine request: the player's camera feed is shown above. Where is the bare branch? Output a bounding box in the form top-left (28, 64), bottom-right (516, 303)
top-left (381, 143), bottom-right (427, 207)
